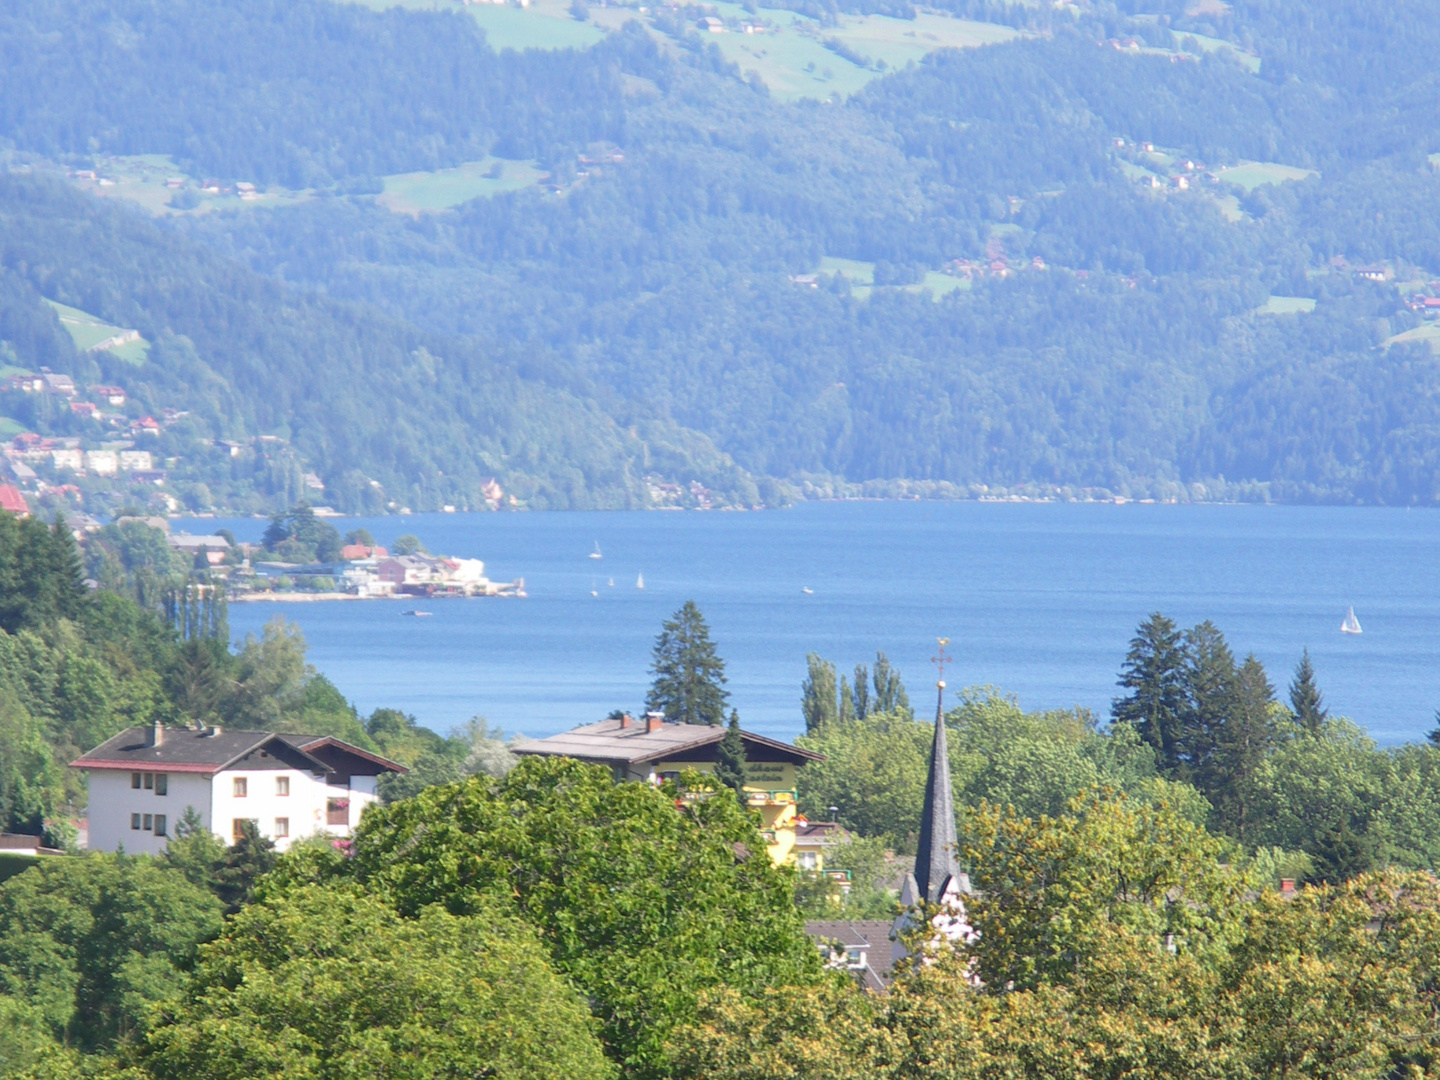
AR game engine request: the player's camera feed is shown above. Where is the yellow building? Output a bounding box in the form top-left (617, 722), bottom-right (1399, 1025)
top-left (513, 712), bottom-right (822, 866)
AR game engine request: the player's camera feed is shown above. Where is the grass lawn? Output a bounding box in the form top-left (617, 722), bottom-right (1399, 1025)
top-left (1257, 295), bottom-right (1317, 315)
top-left (911, 271), bottom-right (969, 298)
top-left (829, 12), bottom-right (1018, 70)
top-left (0, 417), bottom-right (29, 439)
top-left (44, 300), bottom-right (151, 363)
top-left (1217, 161), bottom-right (1317, 191)
top-left (1386, 323), bottom-right (1440, 352)
top-left (379, 157), bottom-right (546, 213)
top-left (816, 258), bottom-right (966, 300)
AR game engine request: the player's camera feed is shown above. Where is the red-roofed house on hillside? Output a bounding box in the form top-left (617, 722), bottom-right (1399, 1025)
top-left (131, 416), bottom-right (162, 436)
top-left (0, 485), bottom-right (29, 517)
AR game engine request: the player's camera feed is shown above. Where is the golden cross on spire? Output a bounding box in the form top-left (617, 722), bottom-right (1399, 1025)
top-left (931, 637), bottom-right (951, 689)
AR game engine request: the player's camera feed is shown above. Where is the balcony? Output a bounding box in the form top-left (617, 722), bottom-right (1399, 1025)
top-left (746, 790), bottom-right (797, 806)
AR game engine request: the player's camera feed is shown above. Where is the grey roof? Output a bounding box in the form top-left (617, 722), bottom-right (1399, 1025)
top-left (913, 683), bottom-right (961, 905)
top-left (512, 717), bottom-right (822, 766)
top-left (70, 727), bottom-right (405, 776)
top-left (806, 920), bottom-right (897, 990)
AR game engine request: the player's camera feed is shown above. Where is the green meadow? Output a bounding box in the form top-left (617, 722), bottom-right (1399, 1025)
top-left (1257, 295), bottom-right (1317, 315)
top-left (379, 157), bottom-right (546, 213)
top-left (706, 4), bottom-right (1018, 101)
top-left (1386, 322), bottom-right (1440, 352)
top-left (817, 257), bottom-right (967, 300)
top-left (1217, 161), bottom-right (1317, 191)
top-left (347, 0), bottom-right (604, 50)
top-left (44, 299), bottom-right (151, 363)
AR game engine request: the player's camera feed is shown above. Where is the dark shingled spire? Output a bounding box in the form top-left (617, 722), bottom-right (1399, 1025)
top-left (913, 679), bottom-right (959, 905)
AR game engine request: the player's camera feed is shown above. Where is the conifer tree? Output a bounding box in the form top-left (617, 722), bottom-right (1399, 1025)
top-left (839, 675), bottom-right (855, 725)
top-left (1182, 620), bottom-right (1239, 788)
top-left (646, 601), bottom-right (729, 725)
top-left (1289, 648), bottom-right (1328, 734)
top-left (801, 654), bottom-right (838, 732)
top-left (714, 710), bottom-right (747, 796)
top-left (1111, 613), bottom-right (1187, 775)
top-left (1209, 654), bottom-right (1275, 843)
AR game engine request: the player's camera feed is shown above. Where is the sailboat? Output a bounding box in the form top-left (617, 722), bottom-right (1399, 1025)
top-left (1340, 606), bottom-right (1362, 635)
top-left (590, 579), bottom-right (599, 598)
top-left (635, 573), bottom-right (644, 590)
top-left (589, 542), bottom-right (602, 560)
top-left (607, 577), bottom-right (614, 587)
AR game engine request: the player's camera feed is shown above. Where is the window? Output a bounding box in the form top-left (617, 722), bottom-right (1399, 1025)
top-left (233, 777), bottom-right (248, 798)
top-left (143, 772), bottom-right (153, 790)
top-left (155, 774), bottom-right (167, 796)
top-left (796, 851), bottom-right (819, 870)
top-left (142, 814), bottom-right (152, 830)
top-left (274, 817), bottom-right (289, 838)
top-left (153, 814), bottom-right (166, 837)
top-left (232, 818), bottom-right (257, 841)
top-left (131, 813), bottom-right (141, 830)
top-left (326, 799), bottom-right (349, 826)
top-left (131, 773), bottom-right (141, 789)
top-left (275, 776), bottom-right (290, 797)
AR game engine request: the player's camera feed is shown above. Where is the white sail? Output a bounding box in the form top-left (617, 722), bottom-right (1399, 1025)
top-left (1340, 606), bottom-right (1362, 635)
top-left (589, 542), bottom-right (602, 560)
top-left (636, 573), bottom-right (644, 589)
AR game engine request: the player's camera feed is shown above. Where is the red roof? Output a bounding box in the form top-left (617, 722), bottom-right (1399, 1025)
top-left (0, 485), bottom-right (29, 516)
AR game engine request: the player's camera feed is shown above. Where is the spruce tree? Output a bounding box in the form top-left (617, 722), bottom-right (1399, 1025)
top-left (645, 601), bottom-right (729, 725)
top-left (1181, 620), bottom-right (1239, 788)
top-left (839, 675), bottom-right (855, 725)
top-left (714, 710), bottom-right (747, 796)
top-left (800, 653), bottom-right (838, 732)
top-left (1209, 653), bottom-right (1275, 843)
top-left (1111, 613), bottom-right (1187, 775)
top-left (1289, 648), bottom-right (1328, 734)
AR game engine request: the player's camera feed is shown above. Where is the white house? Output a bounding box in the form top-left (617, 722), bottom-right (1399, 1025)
top-left (70, 723), bottom-right (406, 855)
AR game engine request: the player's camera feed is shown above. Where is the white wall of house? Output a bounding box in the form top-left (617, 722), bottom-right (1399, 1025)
top-left (87, 766), bottom-right (388, 854)
top-left (88, 769), bottom-right (212, 855)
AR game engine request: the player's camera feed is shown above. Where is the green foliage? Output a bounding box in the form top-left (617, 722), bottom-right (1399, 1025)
top-left (390, 533), bottom-right (426, 556)
top-left (1289, 647), bottom-right (1328, 733)
top-left (341, 755), bottom-right (821, 1077)
top-left (714, 710), bottom-right (747, 796)
top-left (211, 822), bottom-right (277, 916)
top-left (0, 855), bottom-right (222, 1052)
top-left (128, 885), bottom-right (614, 1080)
top-left (262, 503), bottom-right (341, 563)
top-left (0, 513), bottom-right (87, 636)
top-left (645, 601), bottom-right (728, 726)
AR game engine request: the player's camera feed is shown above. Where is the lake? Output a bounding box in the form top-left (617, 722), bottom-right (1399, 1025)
top-left (200, 502), bottom-right (1440, 746)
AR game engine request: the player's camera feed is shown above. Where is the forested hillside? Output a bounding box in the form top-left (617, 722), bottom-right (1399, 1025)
top-left (2, 0), bottom-right (1440, 508)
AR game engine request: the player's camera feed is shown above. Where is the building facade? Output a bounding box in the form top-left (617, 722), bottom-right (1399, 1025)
top-left (513, 712), bottom-right (822, 866)
top-left (71, 724), bottom-right (406, 855)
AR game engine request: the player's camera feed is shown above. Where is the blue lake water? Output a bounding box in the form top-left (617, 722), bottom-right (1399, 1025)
top-left (198, 502), bottom-right (1440, 747)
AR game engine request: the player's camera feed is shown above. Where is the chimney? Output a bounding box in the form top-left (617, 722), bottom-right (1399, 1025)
top-left (149, 720), bottom-right (165, 747)
top-left (618, 713), bottom-right (632, 729)
top-left (645, 711), bottom-right (665, 733)
top-left (1280, 878), bottom-right (1296, 896)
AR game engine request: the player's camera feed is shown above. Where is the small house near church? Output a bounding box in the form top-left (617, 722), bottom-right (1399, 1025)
top-left (513, 713), bottom-right (822, 866)
top-left (71, 724), bottom-right (406, 855)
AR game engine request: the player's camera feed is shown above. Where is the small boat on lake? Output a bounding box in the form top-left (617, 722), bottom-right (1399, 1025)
top-left (589, 542), bottom-right (603, 560)
top-left (402, 609), bottom-right (432, 617)
top-left (801, 586), bottom-right (813, 595)
top-left (1340, 606), bottom-right (1362, 635)
top-left (636, 573), bottom-right (644, 590)
top-left (607, 578), bottom-right (614, 587)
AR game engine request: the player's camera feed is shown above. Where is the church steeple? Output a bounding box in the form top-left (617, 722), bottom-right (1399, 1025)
top-left (913, 675), bottom-right (959, 904)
